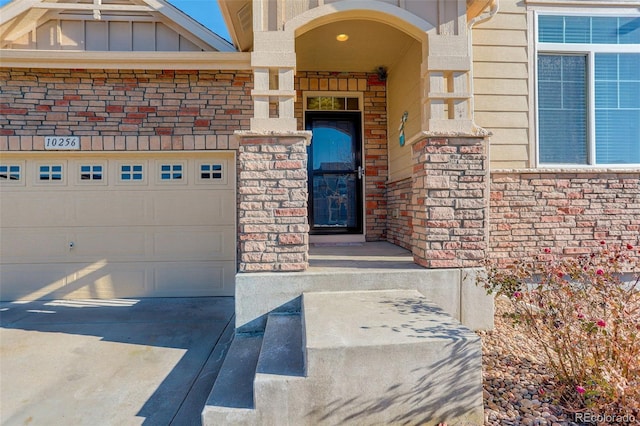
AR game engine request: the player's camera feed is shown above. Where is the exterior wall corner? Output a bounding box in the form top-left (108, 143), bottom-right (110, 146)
top-left (236, 132), bottom-right (310, 272)
top-left (410, 135), bottom-right (490, 268)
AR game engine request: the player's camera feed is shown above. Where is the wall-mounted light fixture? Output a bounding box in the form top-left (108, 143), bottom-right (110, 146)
top-left (376, 66), bottom-right (387, 81)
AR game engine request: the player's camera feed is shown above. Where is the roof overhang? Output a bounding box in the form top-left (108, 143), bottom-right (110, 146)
top-left (217, 0), bottom-right (252, 52)
top-left (467, 0), bottom-right (497, 22)
top-left (0, 49), bottom-right (251, 69)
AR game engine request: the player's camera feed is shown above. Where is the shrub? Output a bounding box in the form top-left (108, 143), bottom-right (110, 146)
top-left (478, 243), bottom-right (640, 419)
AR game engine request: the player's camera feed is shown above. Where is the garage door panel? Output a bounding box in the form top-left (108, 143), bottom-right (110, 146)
top-left (73, 229), bottom-right (148, 259)
top-left (152, 226), bottom-right (235, 260)
top-left (0, 229), bottom-right (70, 262)
top-left (1, 193), bottom-right (74, 227)
top-left (73, 193), bottom-right (150, 227)
top-left (68, 264), bottom-right (149, 299)
top-left (2, 192), bottom-right (150, 228)
top-left (0, 263), bottom-right (74, 300)
top-left (0, 153), bottom-right (237, 300)
top-left (152, 190), bottom-right (235, 226)
top-left (153, 261), bottom-right (234, 297)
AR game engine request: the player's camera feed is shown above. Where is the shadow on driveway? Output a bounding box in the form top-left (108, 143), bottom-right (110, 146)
top-left (0, 297), bottom-right (234, 426)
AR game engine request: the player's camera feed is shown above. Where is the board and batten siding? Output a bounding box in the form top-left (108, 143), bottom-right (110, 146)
top-left (7, 19), bottom-right (205, 51)
top-left (472, 0), bottom-right (531, 169)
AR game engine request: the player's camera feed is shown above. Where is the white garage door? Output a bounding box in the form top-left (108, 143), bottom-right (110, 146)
top-left (0, 152), bottom-right (236, 301)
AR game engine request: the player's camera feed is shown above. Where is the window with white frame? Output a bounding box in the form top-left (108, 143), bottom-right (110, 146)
top-left (536, 14), bottom-right (640, 166)
top-left (199, 163), bottom-right (223, 180)
top-left (159, 163), bottom-right (184, 182)
top-left (79, 164), bottom-right (104, 182)
top-left (0, 164), bottom-right (22, 182)
top-left (38, 164), bottom-right (64, 181)
top-left (119, 164), bottom-right (144, 182)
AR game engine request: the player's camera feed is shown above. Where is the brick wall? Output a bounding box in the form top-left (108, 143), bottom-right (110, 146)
top-left (237, 134), bottom-right (309, 272)
top-left (411, 137), bottom-right (489, 268)
top-left (294, 71), bottom-right (388, 241)
top-left (0, 68), bottom-right (252, 142)
top-left (386, 177), bottom-right (412, 250)
top-left (490, 171), bottom-right (640, 264)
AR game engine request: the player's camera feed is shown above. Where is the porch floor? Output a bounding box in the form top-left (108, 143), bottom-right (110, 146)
top-left (308, 241), bottom-right (423, 272)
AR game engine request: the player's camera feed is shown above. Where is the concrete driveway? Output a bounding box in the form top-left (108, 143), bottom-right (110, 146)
top-left (0, 297), bottom-right (234, 426)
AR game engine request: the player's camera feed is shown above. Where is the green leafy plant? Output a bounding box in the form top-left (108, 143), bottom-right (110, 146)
top-left (478, 243), bottom-right (640, 418)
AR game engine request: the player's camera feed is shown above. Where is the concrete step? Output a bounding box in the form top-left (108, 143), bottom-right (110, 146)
top-left (234, 267), bottom-right (494, 333)
top-left (204, 333), bottom-right (263, 410)
top-left (204, 289), bottom-right (484, 426)
top-left (300, 289), bottom-right (484, 425)
top-left (256, 313), bottom-right (304, 377)
top-left (202, 314), bottom-right (305, 426)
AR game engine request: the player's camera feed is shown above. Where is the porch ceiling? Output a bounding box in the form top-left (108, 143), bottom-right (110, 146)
top-left (295, 19), bottom-right (417, 73)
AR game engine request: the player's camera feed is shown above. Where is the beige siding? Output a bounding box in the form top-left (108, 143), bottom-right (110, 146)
top-left (36, 20), bottom-right (58, 49)
top-left (109, 21), bottom-right (131, 51)
top-left (387, 40), bottom-right (422, 183)
top-left (156, 23), bottom-right (180, 51)
top-left (85, 21), bottom-right (108, 51)
top-left (60, 20), bottom-right (83, 50)
top-left (472, 0), bottom-right (530, 169)
top-left (132, 22), bottom-right (155, 51)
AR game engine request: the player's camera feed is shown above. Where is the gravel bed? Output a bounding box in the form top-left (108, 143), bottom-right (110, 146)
top-left (478, 298), bottom-right (577, 426)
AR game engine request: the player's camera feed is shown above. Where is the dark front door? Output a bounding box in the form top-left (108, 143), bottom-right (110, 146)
top-left (306, 111), bottom-right (363, 234)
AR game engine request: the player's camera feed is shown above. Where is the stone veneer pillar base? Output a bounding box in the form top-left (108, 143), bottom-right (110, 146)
top-left (236, 131), bottom-right (311, 272)
top-left (411, 136), bottom-right (489, 268)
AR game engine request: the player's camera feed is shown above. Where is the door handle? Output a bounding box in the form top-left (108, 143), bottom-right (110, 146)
top-left (357, 166), bottom-right (365, 179)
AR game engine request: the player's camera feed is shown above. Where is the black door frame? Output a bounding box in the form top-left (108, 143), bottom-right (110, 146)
top-left (305, 111), bottom-right (364, 234)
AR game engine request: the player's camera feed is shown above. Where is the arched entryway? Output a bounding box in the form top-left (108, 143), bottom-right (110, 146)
top-left (290, 6), bottom-right (430, 243)
top-left (237, 0), bottom-right (486, 272)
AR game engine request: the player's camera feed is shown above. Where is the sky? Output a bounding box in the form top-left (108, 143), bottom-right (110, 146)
top-left (0, 0), bottom-right (231, 42)
top-left (167, 0), bottom-right (231, 41)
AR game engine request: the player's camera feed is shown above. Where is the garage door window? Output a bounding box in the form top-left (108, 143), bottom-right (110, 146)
top-left (0, 165), bottom-right (22, 182)
top-left (80, 165), bottom-right (104, 181)
top-left (39, 165), bottom-right (63, 181)
top-left (159, 164), bottom-right (184, 182)
top-left (120, 164), bottom-right (144, 182)
top-left (199, 163), bottom-right (223, 181)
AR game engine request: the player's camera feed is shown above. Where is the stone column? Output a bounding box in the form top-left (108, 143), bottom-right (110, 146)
top-left (236, 131), bottom-right (311, 272)
top-left (411, 136), bottom-right (489, 268)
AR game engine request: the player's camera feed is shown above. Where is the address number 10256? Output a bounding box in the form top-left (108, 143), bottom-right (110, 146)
top-left (45, 136), bottom-right (80, 150)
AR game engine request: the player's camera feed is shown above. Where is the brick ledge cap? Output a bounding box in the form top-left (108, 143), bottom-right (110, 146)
top-left (407, 127), bottom-right (491, 145)
top-left (235, 130), bottom-right (312, 145)
top-left (492, 167), bottom-right (640, 175)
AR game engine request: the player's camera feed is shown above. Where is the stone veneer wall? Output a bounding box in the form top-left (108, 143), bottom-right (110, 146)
top-left (490, 171), bottom-right (640, 265)
top-left (411, 137), bottom-right (489, 268)
top-left (0, 68), bottom-right (252, 141)
top-left (294, 71), bottom-right (388, 241)
top-left (237, 134), bottom-right (310, 272)
top-left (386, 177), bottom-right (412, 250)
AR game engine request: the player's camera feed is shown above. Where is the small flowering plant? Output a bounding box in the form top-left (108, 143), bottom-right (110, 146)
top-left (478, 243), bottom-right (640, 418)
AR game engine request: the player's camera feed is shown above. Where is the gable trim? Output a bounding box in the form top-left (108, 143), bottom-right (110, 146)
top-left (0, 0), bottom-right (235, 52)
top-left (142, 0), bottom-right (235, 52)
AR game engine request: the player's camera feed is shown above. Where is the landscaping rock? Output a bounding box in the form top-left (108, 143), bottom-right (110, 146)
top-left (479, 298), bottom-right (576, 426)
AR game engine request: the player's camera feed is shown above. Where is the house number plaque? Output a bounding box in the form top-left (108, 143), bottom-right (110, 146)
top-left (45, 136), bottom-right (80, 150)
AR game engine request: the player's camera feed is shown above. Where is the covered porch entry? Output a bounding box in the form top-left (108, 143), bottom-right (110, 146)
top-left (208, 1), bottom-right (498, 424)
top-left (236, 0), bottom-right (490, 273)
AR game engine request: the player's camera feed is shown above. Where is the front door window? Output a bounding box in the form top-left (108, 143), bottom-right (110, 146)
top-left (306, 111), bottom-right (363, 234)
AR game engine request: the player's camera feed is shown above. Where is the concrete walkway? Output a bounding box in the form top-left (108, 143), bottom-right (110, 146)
top-left (0, 297), bottom-right (234, 426)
